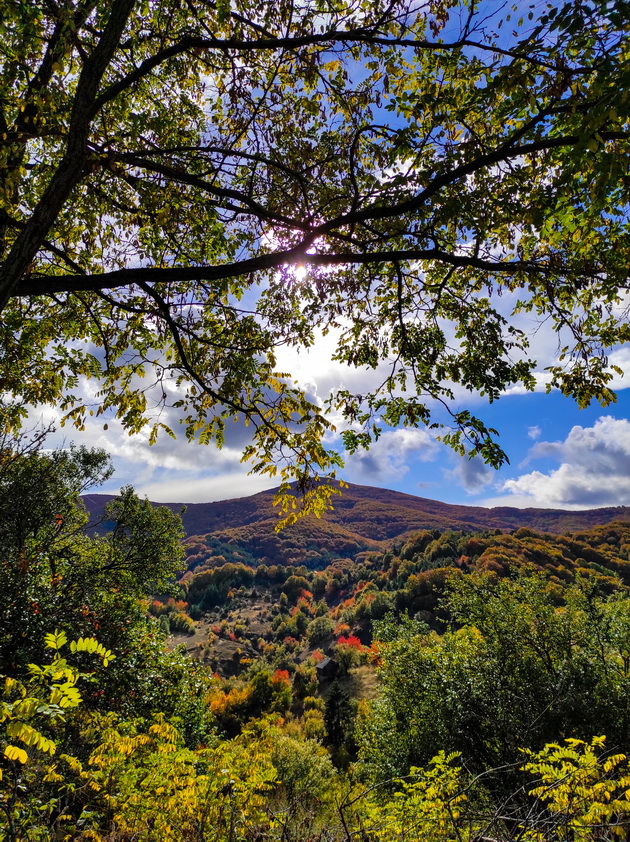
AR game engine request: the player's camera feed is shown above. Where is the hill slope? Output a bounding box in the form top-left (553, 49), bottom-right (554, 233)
top-left (82, 484), bottom-right (630, 570)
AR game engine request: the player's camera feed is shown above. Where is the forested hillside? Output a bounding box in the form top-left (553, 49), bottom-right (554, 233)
top-left (84, 485), bottom-right (630, 570)
top-left (6, 445), bottom-right (630, 840)
top-left (3, 0), bottom-right (630, 836)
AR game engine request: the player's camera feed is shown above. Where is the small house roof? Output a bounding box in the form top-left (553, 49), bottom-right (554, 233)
top-left (316, 657), bottom-right (338, 676)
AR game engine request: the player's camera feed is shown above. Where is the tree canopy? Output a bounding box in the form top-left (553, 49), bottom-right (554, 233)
top-left (359, 574), bottom-right (630, 783)
top-left (0, 444), bottom-right (184, 670)
top-left (1, 0), bottom-right (629, 508)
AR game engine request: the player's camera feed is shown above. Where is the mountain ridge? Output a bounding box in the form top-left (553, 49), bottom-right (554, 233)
top-left (82, 483), bottom-right (630, 570)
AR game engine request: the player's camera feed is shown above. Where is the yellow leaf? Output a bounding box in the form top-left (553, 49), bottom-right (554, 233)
top-left (45, 630), bottom-right (68, 650)
top-left (5, 744), bottom-right (28, 764)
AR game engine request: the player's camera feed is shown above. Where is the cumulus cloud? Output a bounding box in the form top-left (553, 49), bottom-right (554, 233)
top-left (25, 375), bottom-right (279, 502)
top-left (342, 428), bottom-right (439, 484)
top-left (607, 346), bottom-right (630, 389)
top-left (137, 471), bottom-right (275, 503)
top-left (493, 416), bottom-right (630, 509)
top-left (22, 284), bottom-right (630, 508)
top-left (445, 455), bottom-right (494, 494)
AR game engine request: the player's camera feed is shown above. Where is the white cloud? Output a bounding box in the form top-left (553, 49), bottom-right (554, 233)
top-left (28, 378), bottom-right (275, 501)
top-left (342, 427), bottom-right (438, 484)
top-left (137, 471), bottom-right (276, 503)
top-left (489, 416), bottom-right (630, 509)
top-left (445, 455), bottom-right (494, 494)
top-left (20, 276), bottom-right (630, 509)
top-left (608, 346), bottom-right (630, 389)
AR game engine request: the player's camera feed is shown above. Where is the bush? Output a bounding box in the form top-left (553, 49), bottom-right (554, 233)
top-left (359, 574), bottom-right (630, 784)
top-left (169, 612), bottom-right (196, 635)
top-left (307, 615), bottom-right (334, 645)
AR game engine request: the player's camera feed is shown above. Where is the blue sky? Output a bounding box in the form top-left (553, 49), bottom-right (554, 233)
top-left (348, 389), bottom-right (630, 509)
top-left (37, 335), bottom-right (630, 511)
top-left (32, 0), bottom-right (630, 512)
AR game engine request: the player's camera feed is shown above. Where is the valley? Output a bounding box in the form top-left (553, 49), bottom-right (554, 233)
top-left (7, 449), bottom-right (630, 840)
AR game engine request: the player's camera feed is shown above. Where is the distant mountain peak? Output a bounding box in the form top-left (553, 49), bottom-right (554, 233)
top-left (82, 484), bottom-right (630, 572)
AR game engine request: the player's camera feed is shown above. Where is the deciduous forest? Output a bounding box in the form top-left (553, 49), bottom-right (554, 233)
top-left (6, 441), bottom-right (630, 839)
top-left (2, 0), bottom-right (630, 838)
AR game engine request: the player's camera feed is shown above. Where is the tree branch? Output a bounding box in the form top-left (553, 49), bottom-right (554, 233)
top-left (94, 30), bottom-right (580, 118)
top-left (16, 247), bottom-right (572, 298)
top-left (316, 132), bottom-right (629, 233)
top-left (0, 0), bottom-right (136, 311)
top-left (111, 152), bottom-right (300, 227)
